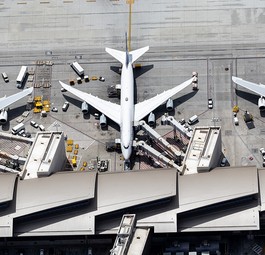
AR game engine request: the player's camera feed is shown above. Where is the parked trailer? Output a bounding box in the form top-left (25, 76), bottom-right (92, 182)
top-left (12, 123), bottom-right (25, 135)
top-left (16, 66), bottom-right (28, 88)
top-left (71, 61), bottom-right (84, 76)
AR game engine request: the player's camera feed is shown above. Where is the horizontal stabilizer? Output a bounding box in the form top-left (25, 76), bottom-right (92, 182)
top-left (106, 46), bottom-right (149, 65)
top-left (130, 46), bottom-right (149, 64)
top-left (105, 48), bottom-right (126, 65)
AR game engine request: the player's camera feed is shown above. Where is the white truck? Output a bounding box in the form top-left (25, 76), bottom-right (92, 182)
top-left (12, 123), bottom-right (25, 135)
top-left (188, 115), bottom-right (198, 125)
top-left (192, 71), bottom-right (198, 90)
top-left (16, 66), bottom-right (28, 88)
top-left (71, 61), bottom-right (84, 76)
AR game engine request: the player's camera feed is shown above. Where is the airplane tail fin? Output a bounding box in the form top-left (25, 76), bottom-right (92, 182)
top-left (106, 33), bottom-right (149, 65)
top-left (105, 46), bottom-right (149, 65)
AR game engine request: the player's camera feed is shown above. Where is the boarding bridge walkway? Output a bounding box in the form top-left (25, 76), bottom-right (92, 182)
top-left (135, 141), bottom-right (180, 171)
top-left (165, 116), bottom-right (193, 139)
top-left (138, 120), bottom-right (181, 158)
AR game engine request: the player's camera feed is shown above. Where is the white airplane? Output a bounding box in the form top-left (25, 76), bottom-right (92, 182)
top-left (0, 87), bottom-right (33, 124)
top-left (232, 76), bottom-right (265, 110)
top-left (59, 44), bottom-right (193, 166)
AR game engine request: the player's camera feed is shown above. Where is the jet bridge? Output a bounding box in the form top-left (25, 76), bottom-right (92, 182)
top-left (165, 116), bottom-right (193, 139)
top-left (139, 120), bottom-right (181, 158)
top-left (136, 141), bottom-right (180, 170)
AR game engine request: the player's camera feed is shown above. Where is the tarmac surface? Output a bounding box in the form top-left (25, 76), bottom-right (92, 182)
top-left (1, 0), bottom-right (265, 253)
top-left (1, 0), bottom-right (265, 171)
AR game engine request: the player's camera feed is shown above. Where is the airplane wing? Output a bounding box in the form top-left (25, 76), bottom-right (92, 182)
top-left (59, 81), bottom-right (121, 125)
top-left (134, 77), bottom-right (194, 121)
top-left (232, 76), bottom-right (265, 96)
top-left (0, 87), bottom-right (33, 110)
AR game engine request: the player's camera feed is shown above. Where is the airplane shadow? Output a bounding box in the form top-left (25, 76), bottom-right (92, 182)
top-left (2, 105), bottom-right (29, 131)
top-left (145, 91), bottom-right (198, 122)
top-left (235, 89), bottom-right (258, 106)
top-left (134, 64), bottom-right (154, 79)
top-left (110, 65), bottom-right (121, 75)
top-left (235, 89), bottom-right (265, 117)
top-left (62, 95), bottom-right (91, 121)
top-left (110, 64), bottom-right (154, 78)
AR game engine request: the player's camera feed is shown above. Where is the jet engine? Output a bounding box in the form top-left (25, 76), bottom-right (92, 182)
top-left (0, 110), bottom-right (8, 124)
top-left (148, 112), bottom-right (155, 126)
top-left (81, 101), bottom-right (89, 114)
top-left (166, 98), bottom-right (173, 111)
top-left (100, 114), bottom-right (107, 128)
top-left (258, 97), bottom-right (265, 110)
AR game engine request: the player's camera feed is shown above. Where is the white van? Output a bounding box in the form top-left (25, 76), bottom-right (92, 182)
top-left (1, 72), bottom-right (9, 82)
top-left (188, 115), bottom-right (198, 125)
top-left (39, 125), bottom-right (45, 131)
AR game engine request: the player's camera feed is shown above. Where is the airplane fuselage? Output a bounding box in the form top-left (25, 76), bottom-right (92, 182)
top-left (120, 60), bottom-right (134, 160)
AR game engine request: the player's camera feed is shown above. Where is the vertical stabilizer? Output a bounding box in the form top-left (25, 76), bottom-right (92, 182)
top-left (125, 32), bottom-right (129, 67)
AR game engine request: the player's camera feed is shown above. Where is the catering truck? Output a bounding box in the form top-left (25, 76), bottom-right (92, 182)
top-left (71, 61), bottom-right (84, 76)
top-left (16, 66), bottom-right (28, 88)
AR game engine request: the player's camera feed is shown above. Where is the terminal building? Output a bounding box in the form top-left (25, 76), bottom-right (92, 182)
top-left (182, 126), bottom-right (222, 175)
top-left (0, 165), bottom-right (264, 237)
top-left (0, 127), bottom-right (264, 254)
top-left (20, 131), bottom-right (66, 179)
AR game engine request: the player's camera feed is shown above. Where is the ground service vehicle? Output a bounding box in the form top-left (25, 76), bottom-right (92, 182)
top-left (234, 117), bottom-right (239, 125)
top-left (208, 98), bottom-right (213, 109)
top-left (71, 61), bottom-right (84, 76)
top-left (39, 125), bottom-right (45, 131)
top-left (1, 72), bottom-right (9, 82)
top-left (30, 120), bottom-right (39, 128)
top-left (16, 66), bottom-right (28, 88)
top-left (12, 123), bottom-right (25, 135)
top-left (99, 76), bottom-right (105, 82)
top-left (62, 102), bottom-right (69, 112)
top-left (188, 115), bottom-right (198, 125)
top-left (84, 75), bottom-right (89, 82)
top-left (192, 71), bottom-right (198, 90)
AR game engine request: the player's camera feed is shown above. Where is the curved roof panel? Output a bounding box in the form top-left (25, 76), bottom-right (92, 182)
top-left (0, 173), bottom-right (17, 204)
top-left (15, 171), bottom-right (96, 217)
top-left (97, 169), bottom-right (177, 214)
